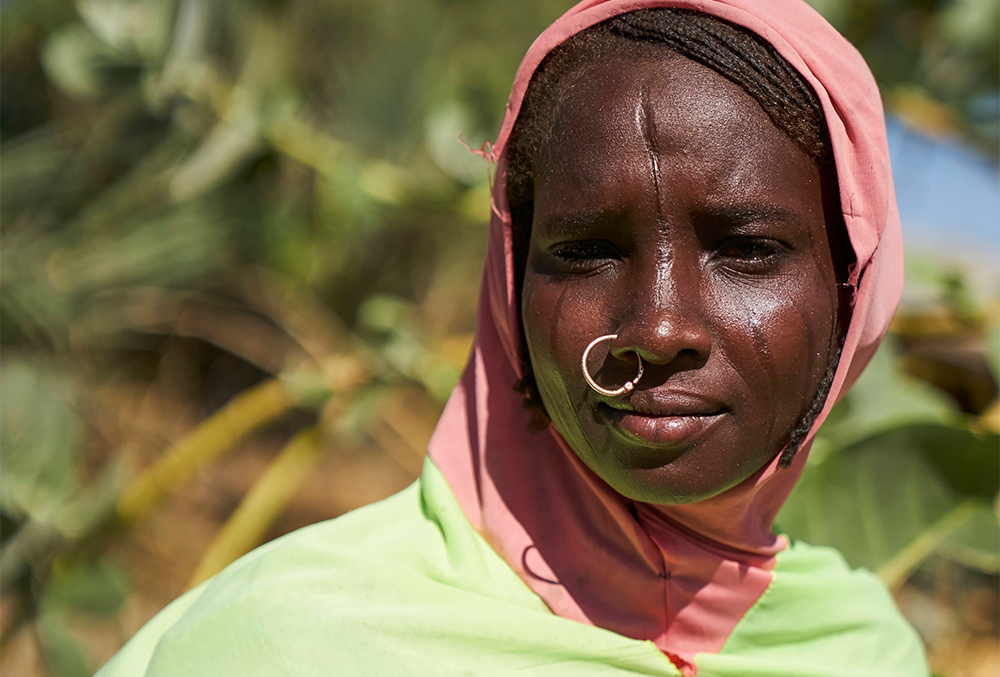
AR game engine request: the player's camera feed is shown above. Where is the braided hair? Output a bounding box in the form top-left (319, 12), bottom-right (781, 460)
top-left (506, 8), bottom-right (849, 467)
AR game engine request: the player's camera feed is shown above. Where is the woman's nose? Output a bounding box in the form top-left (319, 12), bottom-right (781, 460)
top-left (609, 270), bottom-right (712, 367)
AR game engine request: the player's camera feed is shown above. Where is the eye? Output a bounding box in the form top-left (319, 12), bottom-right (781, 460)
top-left (715, 238), bottom-right (787, 273)
top-left (550, 240), bottom-right (620, 271)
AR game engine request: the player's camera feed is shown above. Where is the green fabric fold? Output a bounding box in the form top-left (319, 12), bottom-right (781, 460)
top-left (96, 458), bottom-right (925, 676)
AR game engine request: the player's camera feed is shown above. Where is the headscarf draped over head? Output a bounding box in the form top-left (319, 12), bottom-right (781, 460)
top-left (428, 0), bottom-right (902, 670)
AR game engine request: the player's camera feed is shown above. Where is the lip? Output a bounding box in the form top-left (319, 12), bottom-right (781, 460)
top-left (598, 393), bottom-right (728, 447)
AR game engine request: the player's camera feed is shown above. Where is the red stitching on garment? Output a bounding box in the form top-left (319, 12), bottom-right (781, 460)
top-left (663, 650), bottom-right (697, 676)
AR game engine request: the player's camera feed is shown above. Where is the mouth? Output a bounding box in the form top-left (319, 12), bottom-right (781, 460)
top-left (598, 396), bottom-right (728, 447)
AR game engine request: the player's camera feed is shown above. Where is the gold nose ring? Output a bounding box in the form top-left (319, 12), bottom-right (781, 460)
top-left (581, 334), bottom-right (643, 397)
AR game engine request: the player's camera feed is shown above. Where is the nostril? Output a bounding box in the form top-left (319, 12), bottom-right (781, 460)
top-left (612, 319), bottom-right (712, 367)
top-left (637, 346), bottom-right (710, 368)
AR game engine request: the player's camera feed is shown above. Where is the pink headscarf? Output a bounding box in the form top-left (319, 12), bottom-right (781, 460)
top-left (428, 0), bottom-right (902, 672)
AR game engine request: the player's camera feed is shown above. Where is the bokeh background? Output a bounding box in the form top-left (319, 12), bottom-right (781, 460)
top-left (2, 0), bottom-right (998, 675)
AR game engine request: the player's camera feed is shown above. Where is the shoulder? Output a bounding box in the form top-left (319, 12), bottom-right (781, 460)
top-left (96, 481), bottom-right (442, 676)
top-left (699, 540), bottom-right (930, 677)
top-left (96, 460), bottom-right (677, 677)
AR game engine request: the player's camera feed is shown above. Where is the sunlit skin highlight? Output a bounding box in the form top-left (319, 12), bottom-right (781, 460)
top-left (521, 52), bottom-right (841, 505)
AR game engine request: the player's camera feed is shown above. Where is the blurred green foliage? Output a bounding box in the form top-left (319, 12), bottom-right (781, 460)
top-left (777, 340), bottom-right (1000, 582)
top-left (813, 0), bottom-right (999, 145)
top-left (1, 0), bottom-right (998, 675)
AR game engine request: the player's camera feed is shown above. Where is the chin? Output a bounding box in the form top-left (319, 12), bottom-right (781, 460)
top-left (611, 471), bottom-right (722, 505)
top-left (588, 446), bottom-right (773, 506)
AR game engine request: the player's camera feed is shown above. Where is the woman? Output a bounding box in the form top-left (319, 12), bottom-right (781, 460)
top-left (98, 1), bottom-right (926, 675)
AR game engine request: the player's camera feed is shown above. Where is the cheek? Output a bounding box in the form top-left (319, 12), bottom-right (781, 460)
top-left (521, 276), bottom-right (611, 438)
top-left (717, 275), bottom-right (837, 412)
top-left (522, 278), bottom-right (586, 393)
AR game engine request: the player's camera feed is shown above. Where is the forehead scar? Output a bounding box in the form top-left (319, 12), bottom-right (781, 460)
top-left (637, 83), bottom-right (671, 309)
top-left (637, 84), bottom-right (663, 212)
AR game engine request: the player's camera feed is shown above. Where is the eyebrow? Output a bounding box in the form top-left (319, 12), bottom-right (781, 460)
top-left (693, 203), bottom-right (807, 228)
top-left (534, 209), bottom-right (624, 237)
top-left (534, 202), bottom-right (812, 240)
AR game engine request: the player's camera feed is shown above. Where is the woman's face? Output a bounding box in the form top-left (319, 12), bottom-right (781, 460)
top-left (521, 52), bottom-right (842, 505)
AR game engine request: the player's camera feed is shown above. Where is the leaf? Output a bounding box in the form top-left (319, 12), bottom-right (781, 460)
top-left (77, 0), bottom-right (174, 62)
top-left (51, 462), bottom-right (123, 541)
top-left (938, 503), bottom-right (1000, 573)
top-left (815, 339), bottom-right (958, 450)
top-left (777, 423), bottom-right (997, 582)
top-left (42, 558), bottom-right (129, 617)
top-left (41, 24), bottom-right (141, 99)
top-left (0, 360), bottom-right (81, 519)
top-left (36, 613), bottom-right (91, 677)
top-left (45, 200), bottom-right (233, 296)
top-left (169, 119), bottom-right (263, 202)
top-left (279, 370), bottom-right (335, 410)
top-left (333, 384), bottom-right (387, 439)
top-left (939, 0), bottom-right (1000, 50)
top-left (356, 294), bottom-right (414, 336)
top-left (0, 458), bottom-right (122, 588)
top-left (910, 424), bottom-right (999, 499)
top-left (0, 125), bottom-right (76, 220)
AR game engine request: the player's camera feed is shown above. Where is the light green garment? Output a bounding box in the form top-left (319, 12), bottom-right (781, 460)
top-left (97, 459), bottom-right (928, 676)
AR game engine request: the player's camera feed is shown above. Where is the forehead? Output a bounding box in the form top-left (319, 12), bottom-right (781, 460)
top-left (534, 51), bottom-right (820, 210)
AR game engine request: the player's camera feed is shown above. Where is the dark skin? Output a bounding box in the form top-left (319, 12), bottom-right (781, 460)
top-left (521, 52), bottom-right (841, 505)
